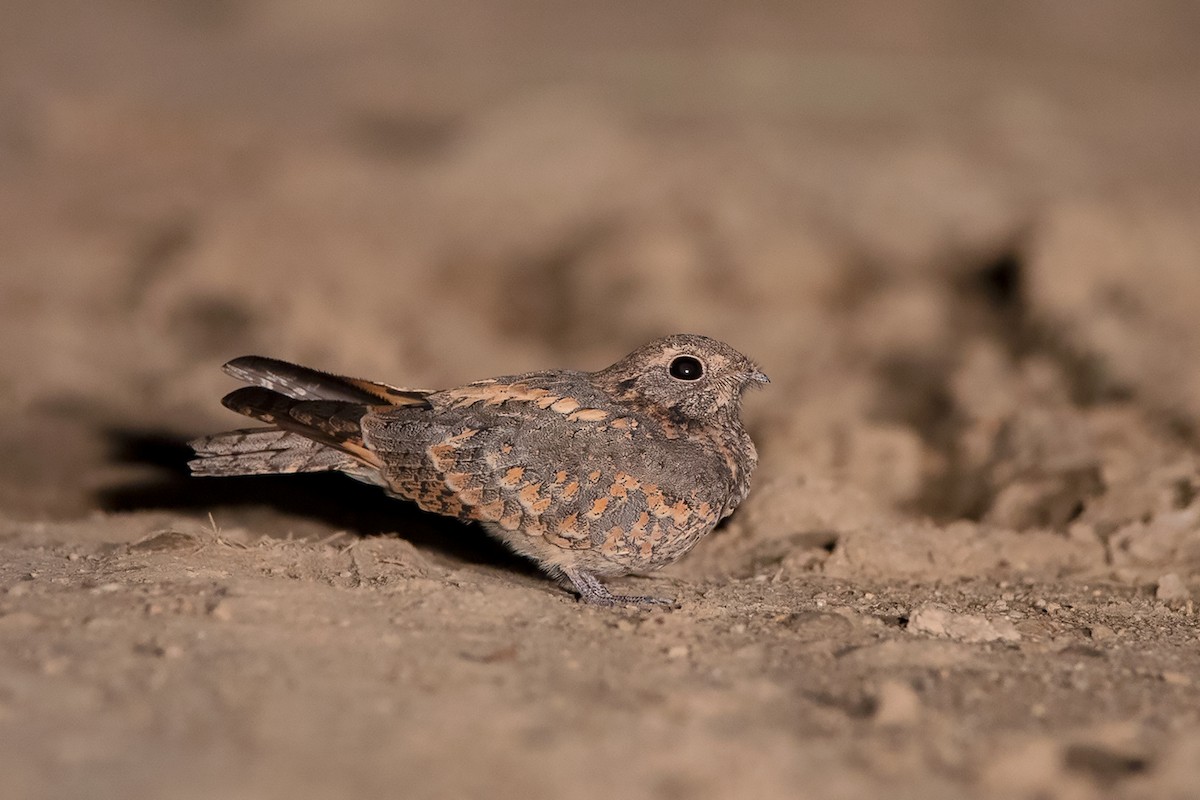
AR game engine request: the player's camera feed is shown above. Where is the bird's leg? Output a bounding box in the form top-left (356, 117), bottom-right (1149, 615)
top-left (561, 567), bottom-right (675, 607)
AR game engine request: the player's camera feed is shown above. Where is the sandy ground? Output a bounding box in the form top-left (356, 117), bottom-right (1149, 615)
top-left (2, 2), bottom-right (1200, 798)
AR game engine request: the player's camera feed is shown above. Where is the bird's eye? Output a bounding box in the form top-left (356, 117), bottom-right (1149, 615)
top-left (669, 355), bottom-right (704, 381)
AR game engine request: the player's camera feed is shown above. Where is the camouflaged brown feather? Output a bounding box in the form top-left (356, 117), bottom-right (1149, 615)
top-left (191, 334), bottom-right (768, 605)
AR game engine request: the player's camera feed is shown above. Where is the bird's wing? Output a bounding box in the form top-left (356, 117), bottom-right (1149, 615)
top-left (363, 376), bottom-right (723, 557)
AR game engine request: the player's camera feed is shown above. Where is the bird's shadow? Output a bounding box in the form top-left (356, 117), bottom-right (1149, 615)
top-left (96, 427), bottom-right (534, 574)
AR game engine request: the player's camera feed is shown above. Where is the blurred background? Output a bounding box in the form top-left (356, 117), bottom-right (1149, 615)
top-left (3, 1), bottom-right (1199, 529)
top-left (2, 2), bottom-right (1200, 798)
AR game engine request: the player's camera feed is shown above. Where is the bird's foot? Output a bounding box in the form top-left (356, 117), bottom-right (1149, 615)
top-left (562, 568), bottom-right (675, 608)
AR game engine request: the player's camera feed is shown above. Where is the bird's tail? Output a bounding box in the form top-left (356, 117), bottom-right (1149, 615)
top-left (189, 427), bottom-right (367, 478)
top-left (189, 354), bottom-right (429, 483)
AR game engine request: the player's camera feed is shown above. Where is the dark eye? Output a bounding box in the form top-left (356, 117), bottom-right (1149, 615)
top-left (669, 355), bottom-right (704, 381)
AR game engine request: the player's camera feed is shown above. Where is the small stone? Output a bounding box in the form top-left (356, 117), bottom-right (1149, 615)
top-left (908, 604), bottom-right (1021, 643)
top-left (1161, 671), bottom-right (1192, 686)
top-left (873, 680), bottom-right (921, 726)
top-left (5, 583), bottom-right (29, 597)
top-left (208, 600), bottom-right (234, 621)
top-left (1088, 624), bottom-right (1116, 642)
top-left (666, 645), bottom-right (689, 659)
top-left (1156, 573), bottom-right (1191, 605)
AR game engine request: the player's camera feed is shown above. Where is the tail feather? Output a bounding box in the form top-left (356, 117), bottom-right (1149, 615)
top-left (223, 356), bottom-right (431, 407)
top-left (220, 387), bottom-right (370, 444)
top-left (189, 428), bottom-right (363, 477)
top-left (191, 385), bottom-right (387, 479)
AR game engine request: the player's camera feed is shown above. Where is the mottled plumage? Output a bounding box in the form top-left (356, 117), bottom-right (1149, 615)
top-left (190, 334), bottom-right (767, 605)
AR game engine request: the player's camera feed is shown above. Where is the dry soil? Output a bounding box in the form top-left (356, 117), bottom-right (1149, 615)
top-left (2, 3), bottom-right (1200, 799)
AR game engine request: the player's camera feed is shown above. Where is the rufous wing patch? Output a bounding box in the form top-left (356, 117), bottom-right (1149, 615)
top-left (426, 428), bottom-right (481, 471)
top-left (473, 499), bottom-right (505, 521)
top-left (501, 466), bottom-right (526, 488)
top-left (447, 382), bottom-right (556, 409)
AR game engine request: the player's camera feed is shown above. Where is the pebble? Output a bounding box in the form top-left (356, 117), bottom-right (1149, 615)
top-left (908, 604), bottom-right (1021, 643)
top-left (208, 600), bottom-right (234, 621)
top-left (1161, 671), bottom-right (1192, 686)
top-left (873, 680), bottom-right (921, 726)
top-left (1156, 574), bottom-right (1191, 605)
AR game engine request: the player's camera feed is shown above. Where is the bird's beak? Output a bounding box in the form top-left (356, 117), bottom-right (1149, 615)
top-left (750, 370), bottom-right (770, 385)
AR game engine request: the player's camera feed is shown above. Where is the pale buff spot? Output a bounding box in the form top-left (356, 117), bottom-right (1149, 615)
top-left (645, 486), bottom-right (666, 513)
top-left (544, 533), bottom-right (575, 549)
top-left (445, 428), bottom-right (480, 445)
top-left (567, 408), bottom-right (609, 422)
top-left (457, 485), bottom-right (484, 505)
top-left (501, 466), bottom-right (525, 487)
top-left (427, 428), bottom-right (479, 470)
top-left (550, 397), bottom-right (581, 414)
top-left (604, 526), bottom-right (625, 548)
top-left (556, 513), bottom-right (580, 538)
top-left (474, 499), bottom-right (505, 520)
top-left (443, 471), bottom-right (471, 491)
top-left (613, 472), bottom-right (639, 492)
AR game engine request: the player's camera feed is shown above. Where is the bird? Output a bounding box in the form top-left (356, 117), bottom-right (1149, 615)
top-left (190, 333), bottom-right (768, 606)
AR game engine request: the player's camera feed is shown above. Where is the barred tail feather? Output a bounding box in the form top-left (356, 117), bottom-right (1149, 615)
top-left (222, 355), bottom-right (431, 407)
top-left (188, 428), bottom-right (362, 477)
